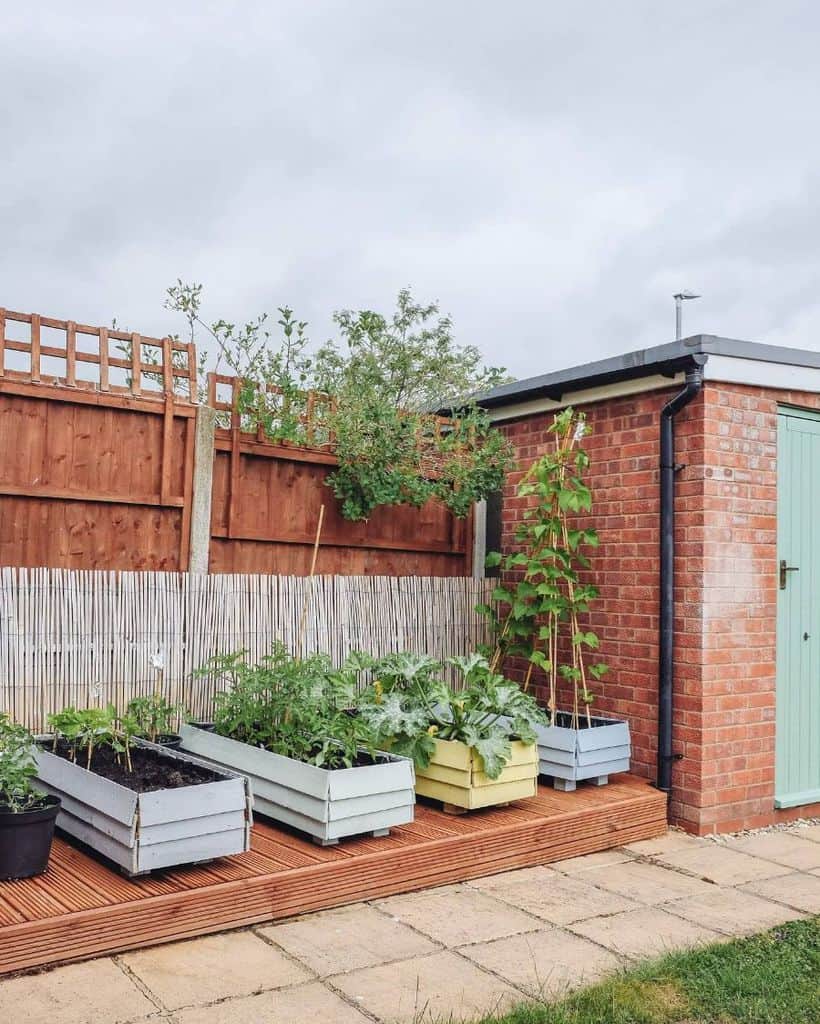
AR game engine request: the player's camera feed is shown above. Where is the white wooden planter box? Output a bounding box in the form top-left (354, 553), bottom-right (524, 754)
top-left (179, 724), bottom-right (416, 846)
top-left (535, 714), bottom-right (631, 791)
top-left (34, 738), bottom-right (252, 876)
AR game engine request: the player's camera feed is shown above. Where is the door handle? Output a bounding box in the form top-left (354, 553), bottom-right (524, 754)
top-left (779, 559), bottom-right (799, 590)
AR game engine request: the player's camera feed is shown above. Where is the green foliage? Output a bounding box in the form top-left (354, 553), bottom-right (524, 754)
top-left (196, 644), bottom-right (379, 770)
top-left (126, 694), bottom-right (186, 743)
top-left (165, 283), bottom-right (514, 521)
top-left (316, 289), bottom-right (513, 520)
top-left (46, 705), bottom-right (138, 772)
top-left (0, 714), bottom-right (45, 813)
top-left (356, 652), bottom-right (545, 779)
top-left (165, 282), bottom-right (315, 442)
top-left (479, 408), bottom-right (608, 726)
top-left (472, 917), bottom-right (820, 1024)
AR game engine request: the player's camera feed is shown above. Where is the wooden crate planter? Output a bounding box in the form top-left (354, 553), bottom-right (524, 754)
top-left (535, 714), bottom-right (631, 791)
top-left (33, 738), bottom-right (252, 876)
top-left (179, 724), bottom-right (416, 846)
top-left (414, 738), bottom-right (538, 810)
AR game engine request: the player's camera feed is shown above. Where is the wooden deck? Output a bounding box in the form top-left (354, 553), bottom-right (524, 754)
top-left (0, 775), bottom-right (665, 976)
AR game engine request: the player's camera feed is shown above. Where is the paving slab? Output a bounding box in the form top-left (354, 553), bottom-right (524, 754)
top-left (624, 830), bottom-right (705, 856)
top-left (0, 958), bottom-right (154, 1024)
top-left (569, 906), bottom-right (721, 959)
top-left (470, 865), bottom-right (637, 924)
top-left (721, 832), bottom-right (820, 871)
top-left (374, 883), bottom-right (540, 947)
top-left (460, 926), bottom-right (622, 999)
top-left (259, 903), bottom-right (436, 976)
top-left (579, 859), bottom-right (717, 905)
top-left (664, 886), bottom-right (805, 936)
top-left (795, 824), bottom-right (820, 843)
top-left (651, 843), bottom-right (792, 886)
top-left (332, 949), bottom-right (521, 1023)
top-left (121, 930), bottom-right (310, 1009)
top-left (741, 870), bottom-right (820, 914)
top-left (174, 980), bottom-right (370, 1023)
top-left (552, 849), bottom-right (634, 874)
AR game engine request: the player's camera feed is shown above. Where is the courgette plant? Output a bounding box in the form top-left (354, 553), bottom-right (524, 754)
top-left (0, 714), bottom-right (47, 812)
top-left (479, 407), bottom-right (608, 728)
top-left (356, 652), bottom-right (545, 778)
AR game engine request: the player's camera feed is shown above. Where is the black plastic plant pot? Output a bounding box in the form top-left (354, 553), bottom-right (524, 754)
top-left (154, 734), bottom-right (183, 750)
top-left (0, 795), bottom-right (61, 880)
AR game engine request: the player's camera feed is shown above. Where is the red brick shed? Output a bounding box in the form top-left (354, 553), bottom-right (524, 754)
top-left (477, 335), bottom-right (820, 834)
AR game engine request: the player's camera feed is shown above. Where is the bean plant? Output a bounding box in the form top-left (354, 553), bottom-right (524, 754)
top-left (356, 652), bottom-right (545, 779)
top-left (479, 407), bottom-right (608, 728)
top-left (0, 714), bottom-right (46, 813)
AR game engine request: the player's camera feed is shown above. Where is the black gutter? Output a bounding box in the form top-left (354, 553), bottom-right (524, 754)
top-left (656, 355), bottom-right (706, 795)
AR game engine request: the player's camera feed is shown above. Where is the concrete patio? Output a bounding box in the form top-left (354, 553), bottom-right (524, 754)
top-left (3, 824), bottom-right (818, 1024)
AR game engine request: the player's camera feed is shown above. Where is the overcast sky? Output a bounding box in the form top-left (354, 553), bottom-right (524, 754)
top-left (3, 2), bottom-right (819, 381)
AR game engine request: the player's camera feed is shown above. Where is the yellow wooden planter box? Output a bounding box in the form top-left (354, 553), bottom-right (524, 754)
top-left (414, 738), bottom-right (538, 810)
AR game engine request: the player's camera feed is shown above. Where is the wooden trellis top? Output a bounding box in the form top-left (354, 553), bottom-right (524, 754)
top-left (207, 372), bottom-right (337, 449)
top-left (0, 307), bottom-right (197, 402)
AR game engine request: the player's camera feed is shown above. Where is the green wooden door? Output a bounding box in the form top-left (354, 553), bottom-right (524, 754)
top-left (776, 407), bottom-right (820, 808)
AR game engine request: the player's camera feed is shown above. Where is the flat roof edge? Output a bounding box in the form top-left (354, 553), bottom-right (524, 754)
top-left (475, 335), bottom-right (820, 409)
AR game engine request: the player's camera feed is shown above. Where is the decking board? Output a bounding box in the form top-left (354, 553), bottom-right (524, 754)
top-left (0, 775), bottom-right (665, 975)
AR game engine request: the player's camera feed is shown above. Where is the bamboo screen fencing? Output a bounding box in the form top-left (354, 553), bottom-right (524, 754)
top-left (0, 568), bottom-right (492, 731)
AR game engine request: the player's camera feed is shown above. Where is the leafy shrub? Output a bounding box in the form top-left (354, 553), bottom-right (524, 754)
top-left (357, 652), bottom-right (545, 778)
top-left (165, 282), bottom-right (514, 521)
top-left (196, 644), bottom-right (378, 770)
top-left (0, 714), bottom-right (47, 812)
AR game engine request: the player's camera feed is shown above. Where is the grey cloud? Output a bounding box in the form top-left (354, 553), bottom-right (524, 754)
top-left (2, 1), bottom-right (819, 377)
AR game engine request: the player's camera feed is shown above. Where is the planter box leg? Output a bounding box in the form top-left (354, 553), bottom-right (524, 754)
top-left (312, 836), bottom-right (340, 847)
top-left (590, 776), bottom-right (609, 786)
top-left (442, 802), bottom-right (469, 816)
top-left (553, 778), bottom-right (577, 793)
top-left (371, 828), bottom-right (390, 838)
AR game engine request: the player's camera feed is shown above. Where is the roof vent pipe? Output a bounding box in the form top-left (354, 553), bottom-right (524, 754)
top-left (656, 357), bottom-right (706, 796)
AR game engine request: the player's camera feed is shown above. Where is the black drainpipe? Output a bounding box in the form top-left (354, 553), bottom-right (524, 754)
top-left (657, 356), bottom-right (706, 795)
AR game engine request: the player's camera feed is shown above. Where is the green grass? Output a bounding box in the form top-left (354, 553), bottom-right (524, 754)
top-left (473, 917), bottom-right (820, 1024)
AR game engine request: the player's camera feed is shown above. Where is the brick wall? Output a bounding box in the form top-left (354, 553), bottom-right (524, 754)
top-left (498, 380), bottom-right (820, 834)
top-left (695, 383), bottom-right (820, 832)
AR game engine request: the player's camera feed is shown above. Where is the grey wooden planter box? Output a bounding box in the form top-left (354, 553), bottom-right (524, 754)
top-left (179, 724), bottom-right (415, 846)
top-left (34, 737), bottom-right (252, 876)
top-left (535, 714), bottom-right (631, 791)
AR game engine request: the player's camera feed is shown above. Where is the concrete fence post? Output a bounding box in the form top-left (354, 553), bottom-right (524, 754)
top-left (188, 405), bottom-right (217, 574)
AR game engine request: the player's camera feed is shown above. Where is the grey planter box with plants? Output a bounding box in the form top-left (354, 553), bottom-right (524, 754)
top-left (34, 738), bottom-right (252, 876)
top-left (534, 713), bottom-right (631, 791)
top-left (480, 407), bottom-right (632, 793)
top-left (179, 724), bottom-right (415, 845)
top-left (189, 646), bottom-right (417, 846)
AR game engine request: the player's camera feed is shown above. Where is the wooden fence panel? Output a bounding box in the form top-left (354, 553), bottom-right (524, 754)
top-left (209, 440), bottom-right (471, 576)
top-left (0, 387), bottom-right (196, 570)
top-left (0, 568), bottom-right (492, 731)
top-left (0, 308), bottom-right (473, 575)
